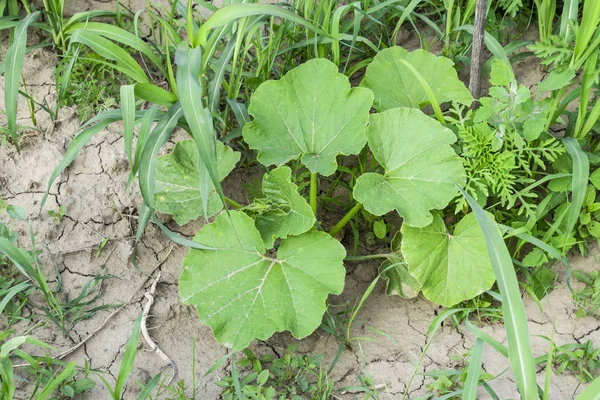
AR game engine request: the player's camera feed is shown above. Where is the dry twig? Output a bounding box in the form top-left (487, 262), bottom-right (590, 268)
top-left (141, 271), bottom-right (178, 384)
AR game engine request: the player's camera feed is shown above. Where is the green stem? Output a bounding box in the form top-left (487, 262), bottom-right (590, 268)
top-left (310, 173), bottom-right (317, 215)
top-left (329, 202), bottom-right (362, 237)
top-left (225, 196), bottom-right (243, 209)
top-left (344, 253), bottom-right (393, 261)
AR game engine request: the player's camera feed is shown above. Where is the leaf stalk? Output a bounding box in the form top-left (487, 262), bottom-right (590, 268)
top-left (329, 202), bottom-right (362, 237)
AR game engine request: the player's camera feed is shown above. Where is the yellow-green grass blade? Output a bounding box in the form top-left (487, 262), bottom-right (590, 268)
top-left (5, 11), bottom-right (40, 151)
top-left (174, 43), bottom-right (221, 219)
top-left (572, 0), bottom-right (600, 67)
top-left (462, 338), bottom-right (484, 400)
top-left (121, 84), bottom-right (136, 164)
top-left (194, 3), bottom-right (330, 47)
top-left (134, 83), bottom-right (177, 107)
top-left (455, 24), bottom-right (510, 64)
top-left (128, 105), bottom-right (159, 188)
top-left (138, 103), bottom-right (183, 211)
top-left (64, 22), bottom-right (165, 74)
top-left (576, 375), bottom-right (600, 400)
top-left (563, 138), bottom-right (589, 251)
top-left (459, 187), bottom-right (539, 400)
top-left (69, 29), bottom-right (149, 83)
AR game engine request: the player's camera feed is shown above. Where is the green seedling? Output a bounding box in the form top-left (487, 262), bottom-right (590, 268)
top-left (217, 345), bottom-right (332, 400)
top-left (573, 270), bottom-right (600, 318)
top-left (47, 205), bottom-right (67, 225)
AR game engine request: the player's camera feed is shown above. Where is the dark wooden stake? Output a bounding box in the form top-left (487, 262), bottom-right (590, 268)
top-left (468, 0), bottom-right (488, 107)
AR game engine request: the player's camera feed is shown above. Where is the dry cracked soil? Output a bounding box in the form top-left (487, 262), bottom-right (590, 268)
top-left (1, 3), bottom-right (600, 399)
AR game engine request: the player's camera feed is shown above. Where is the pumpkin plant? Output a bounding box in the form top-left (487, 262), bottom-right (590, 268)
top-left (173, 52), bottom-right (499, 349)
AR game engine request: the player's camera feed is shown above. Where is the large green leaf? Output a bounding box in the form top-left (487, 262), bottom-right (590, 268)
top-left (353, 108), bottom-right (465, 228)
top-left (401, 213), bottom-right (495, 307)
top-left (243, 58), bottom-right (374, 176)
top-left (360, 46), bottom-right (472, 112)
top-left (253, 166), bottom-right (315, 248)
top-left (154, 140), bottom-right (240, 225)
top-left (179, 211), bottom-right (346, 349)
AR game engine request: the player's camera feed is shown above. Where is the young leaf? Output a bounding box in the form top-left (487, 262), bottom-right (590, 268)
top-left (179, 211), bottom-right (346, 349)
top-left (360, 46), bottom-right (472, 112)
top-left (154, 140), bottom-right (240, 225)
top-left (353, 108), bottom-right (466, 227)
top-left (243, 58), bottom-right (374, 176)
top-left (401, 213), bottom-right (495, 307)
top-left (253, 166), bottom-right (315, 248)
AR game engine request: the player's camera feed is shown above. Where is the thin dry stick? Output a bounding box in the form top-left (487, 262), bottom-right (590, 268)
top-left (18, 245), bottom-right (176, 365)
top-left (141, 271), bottom-right (178, 384)
top-left (468, 0), bottom-right (488, 105)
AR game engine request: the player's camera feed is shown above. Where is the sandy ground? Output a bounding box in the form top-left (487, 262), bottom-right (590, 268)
top-left (1, 5), bottom-right (600, 399)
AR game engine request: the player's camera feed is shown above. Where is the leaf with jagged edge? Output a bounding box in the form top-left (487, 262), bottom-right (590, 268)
top-left (401, 213), bottom-right (495, 307)
top-left (179, 211), bottom-right (346, 349)
top-left (353, 108), bottom-right (466, 228)
top-left (154, 140), bottom-right (240, 225)
top-left (360, 46), bottom-right (472, 112)
top-left (253, 166), bottom-right (315, 248)
top-left (243, 58), bottom-right (373, 176)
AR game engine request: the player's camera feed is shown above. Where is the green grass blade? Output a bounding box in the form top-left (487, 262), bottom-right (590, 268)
top-left (69, 30), bottom-right (149, 83)
top-left (194, 3), bottom-right (330, 47)
top-left (208, 41), bottom-right (234, 113)
top-left (466, 320), bottom-right (509, 357)
top-left (4, 11), bottom-right (39, 151)
top-left (35, 362), bottom-right (76, 400)
top-left (0, 357), bottom-right (15, 399)
top-left (225, 98), bottom-right (250, 129)
top-left (455, 24), bottom-right (510, 64)
top-left (458, 186), bottom-right (539, 400)
top-left (560, 0), bottom-right (580, 43)
top-left (41, 118), bottom-right (114, 209)
top-left (63, 10), bottom-right (119, 29)
top-left (152, 215), bottom-right (216, 250)
top-left (138, 103), bottom-right (183, 210)
top-left (462, 338), bottom-right (484, 400)
top-left (572, 0), bottom-right (600, 66)
top-left (175, 43), bottom-right (222, 218)
top-left (0, 281), bottom-right (30, 316)
top-left (114, 315), bottom-right (142, 398)
top-left (64, 22), bottom-right (165, 73)
top-left (134, 83), bottom-right (177, 107)
top-left (135, 202), bottom-right (152, 243)
top-left (563, 138), bottom-right (590, 251)
top-left (0, 237), bottom-right (41, 287)
top-left (576, 375), bottom-right (600, 400)
top-left (136, 372), bottom-right (162, 400)
top-left (121, 84), bottom-right (136, 164)
top-left (128, 105), bottom-right (159, 188)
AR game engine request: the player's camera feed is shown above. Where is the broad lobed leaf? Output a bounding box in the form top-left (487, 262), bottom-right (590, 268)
top-left (353, 107), bottom-right (466, 228)
top-left (360, 46), bottom-right (472, 112)
top-left (401, 213), bottom-right (495, 307)
top-left (243, 58), bottom-right (374, 176)
top-left (179, 211), bottom-right (346, 349)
